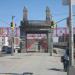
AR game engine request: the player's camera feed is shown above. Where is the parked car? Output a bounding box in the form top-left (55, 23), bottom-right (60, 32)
top-left (1, 46), bottom-right (8, 52)
top-left (1, 46), bottom-right (14, 54)
top-left (6, 47), bottom-right (12, 54)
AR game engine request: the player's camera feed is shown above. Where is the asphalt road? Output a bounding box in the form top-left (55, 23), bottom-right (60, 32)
top-left (0, 53), bottom-right (67, 75)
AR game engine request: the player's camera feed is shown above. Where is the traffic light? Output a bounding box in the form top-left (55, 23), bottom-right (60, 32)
top-left (11, 22), bottom-right (15, 31)
top-left (50, 21), bottom-right (55, 28)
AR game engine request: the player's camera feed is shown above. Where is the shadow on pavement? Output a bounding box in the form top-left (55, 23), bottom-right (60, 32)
top-left (48, 68), bottom-right (64, 72)
top-left (10, 57), bottom-right (23, 59)
top-left (23, 72), bottom-right (33, 75)
top-left (0, 72), bottom-right (33, 75)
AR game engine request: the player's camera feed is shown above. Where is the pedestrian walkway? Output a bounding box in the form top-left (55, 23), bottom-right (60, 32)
top-left (0, 53), bottom-right (67, 75)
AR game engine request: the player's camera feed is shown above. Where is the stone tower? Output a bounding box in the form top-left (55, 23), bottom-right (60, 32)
top-left (46, 6), bottom-right (51, 21)
top-left (23, 6), bottom-right (28, 21)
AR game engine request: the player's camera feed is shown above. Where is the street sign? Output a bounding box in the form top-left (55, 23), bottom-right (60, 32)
top-left (62, 0), bottom-right (75, 5)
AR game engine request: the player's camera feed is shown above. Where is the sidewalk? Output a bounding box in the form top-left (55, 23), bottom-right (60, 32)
top-left (0, 53), bottom-right (67, 75)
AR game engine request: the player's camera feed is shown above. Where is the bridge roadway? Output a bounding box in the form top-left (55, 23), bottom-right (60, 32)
top-left (0, 53), bottom-right (67, 75)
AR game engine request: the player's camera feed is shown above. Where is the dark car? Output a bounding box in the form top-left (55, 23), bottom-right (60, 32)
top-left (6, 47), bottom-right (12, 54)
top-left (1, 46), bottom-right (8, 52)
top-left (1, 46), bottom-right (12, 54)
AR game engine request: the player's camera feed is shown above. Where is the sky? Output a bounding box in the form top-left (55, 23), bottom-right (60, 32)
top-left (0, 0), bottom-right (75, 27)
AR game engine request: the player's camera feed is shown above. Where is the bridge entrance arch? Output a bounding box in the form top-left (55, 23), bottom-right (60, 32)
top-left (20, 6), bottom-right (53, 55)
top-left (20, 20), bottom-right (53, 55)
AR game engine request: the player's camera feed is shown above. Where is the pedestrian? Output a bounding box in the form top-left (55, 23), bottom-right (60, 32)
top-left (38, 42), bottom-right (40, 52)
top-left (62, 47), bottom-right (69, 72)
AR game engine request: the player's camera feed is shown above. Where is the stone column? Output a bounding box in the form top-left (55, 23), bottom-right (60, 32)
top-left (46, 33), bottom-right (48, 53)
top-left (21, 33), bottom-right (27, 53)
top-left (47, 30), bottom-right (53, 56)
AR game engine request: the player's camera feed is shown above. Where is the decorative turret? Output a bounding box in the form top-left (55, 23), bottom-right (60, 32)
top-left (46, 6), bottom-right (51, 21)
top-left (23, 6), bottom-right (28, 21)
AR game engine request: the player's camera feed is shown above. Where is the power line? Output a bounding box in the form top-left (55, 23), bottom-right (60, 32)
top-left (56, 17), bottom-right (67, 24)
top-left (55, 15), bottom-right (75, 24)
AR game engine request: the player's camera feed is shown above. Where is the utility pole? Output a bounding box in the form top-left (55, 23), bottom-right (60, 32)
top-left (11, 16), bottom-right (15, 56)
top-left (69, 0), bottom-right (74, 66)
top-left (62, 0), bottom-right (74, 74)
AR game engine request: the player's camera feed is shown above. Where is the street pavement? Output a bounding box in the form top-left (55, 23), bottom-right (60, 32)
top-left (0, 53), bottom-right (67, 75)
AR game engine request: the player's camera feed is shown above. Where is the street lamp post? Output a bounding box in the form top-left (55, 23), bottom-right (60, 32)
top-left (69, 0), bottom-right (74, 66)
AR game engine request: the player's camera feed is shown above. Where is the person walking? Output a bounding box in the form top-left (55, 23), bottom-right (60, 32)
top-left (63, 47), bottom-right (69, 72)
